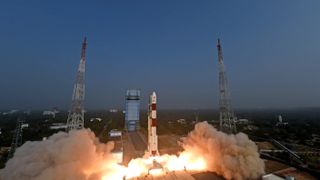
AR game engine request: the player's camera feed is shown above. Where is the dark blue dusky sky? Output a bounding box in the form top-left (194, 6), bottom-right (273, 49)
top-left (1, 0), bottom-right (320, 110)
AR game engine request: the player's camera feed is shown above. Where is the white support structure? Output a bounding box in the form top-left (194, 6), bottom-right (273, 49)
top-left (66, 37), bottom-right (87, 131)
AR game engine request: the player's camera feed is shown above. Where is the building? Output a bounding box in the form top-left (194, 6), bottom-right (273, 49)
top-left (237, 119), bottom-right (249, 124)
top-left (276, 115), bottom-right (288, 127)
top-left (109, 109), bottom-right (118, 113)
top-left (125, 89), bottom-right (140, 131)
top-left (49, 123), bottom-right (68, 130)
top-left (42, 111), bottom-right (56, 118)
top-left (177, 119), bottom-right (186, 124)
top-left (89, 118), bottom-right (102, 122)
top-left (21, 123), bottom-right (29, 129)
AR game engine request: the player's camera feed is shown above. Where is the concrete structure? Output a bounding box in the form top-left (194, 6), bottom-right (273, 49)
top-left (125, 89), bottom-right (140, 131)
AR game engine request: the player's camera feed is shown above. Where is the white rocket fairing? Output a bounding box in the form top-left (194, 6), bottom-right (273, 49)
top-left (148, 92), bottom-right (159, 156)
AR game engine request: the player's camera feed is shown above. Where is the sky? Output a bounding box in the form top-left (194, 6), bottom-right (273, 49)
top-left (0, 0), bottom-right (320, 110)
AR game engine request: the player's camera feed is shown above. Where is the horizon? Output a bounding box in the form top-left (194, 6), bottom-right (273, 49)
top-left (1, 106), bottom-right (320, 112)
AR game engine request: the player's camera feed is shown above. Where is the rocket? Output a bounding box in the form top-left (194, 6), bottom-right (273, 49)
top-left (148, 92), bottom-right (159, 156)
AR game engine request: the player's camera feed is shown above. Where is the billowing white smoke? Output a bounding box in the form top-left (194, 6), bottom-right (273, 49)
top-left (0, 122), bottom-right (264, 180)
top-left (0, 130), bottom-right (122, 180)
top-left (181, 121), bottom-right (265, 180)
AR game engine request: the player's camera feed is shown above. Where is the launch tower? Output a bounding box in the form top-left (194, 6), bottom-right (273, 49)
top-left (66, 37), bottom-right (87, 131)
top-left (217, 39), bottom-right (237, 133)
top-left (8, 118), bottom-right (24, 159)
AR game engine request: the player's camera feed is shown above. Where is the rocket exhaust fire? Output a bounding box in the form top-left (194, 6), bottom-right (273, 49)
top-left (0, 122), bottom-right (264, 180)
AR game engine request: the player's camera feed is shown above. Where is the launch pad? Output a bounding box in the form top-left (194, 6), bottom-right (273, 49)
top-left (126, 170), bottom-right (224, 180)
top-left (121, 132), bottom-right (228, 180)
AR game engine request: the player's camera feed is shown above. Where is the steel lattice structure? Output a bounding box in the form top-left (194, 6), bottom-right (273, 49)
top-left (8, 118), bottom-right (23, 159)
top-left (67, 37), bottom-right (87, 131)
top-left (217, 39), bottom-right (237, 133)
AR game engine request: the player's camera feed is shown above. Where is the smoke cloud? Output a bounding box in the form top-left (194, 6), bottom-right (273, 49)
top-left (181, 121), bottom-right (265, 180)
top-left (0, 130), bottom-right (122, 180)
top-left (0, 122), bottom-right (264, 180)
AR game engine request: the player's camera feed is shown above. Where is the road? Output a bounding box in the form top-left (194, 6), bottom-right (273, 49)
top-left (123, 131), bottom-right (147, 165)
top-left (129, 131), bottom-right (147, 151)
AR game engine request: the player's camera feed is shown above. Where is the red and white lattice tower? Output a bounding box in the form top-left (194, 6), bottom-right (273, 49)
top-left (66, 37), bottom-right (87, 131)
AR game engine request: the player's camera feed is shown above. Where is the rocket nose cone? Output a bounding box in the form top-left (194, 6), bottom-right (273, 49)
top-left (152, 91), bottom-right (156, 97)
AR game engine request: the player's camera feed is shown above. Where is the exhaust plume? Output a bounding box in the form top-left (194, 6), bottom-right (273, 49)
top-left (0, 122), bottom-right (264, 180)
top-left (181, 121), bottom-right (265, 179)
top-left (0, 130), bottom-right (121, 180)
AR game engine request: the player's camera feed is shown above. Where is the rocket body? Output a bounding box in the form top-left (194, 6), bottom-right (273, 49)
top-left (148, 92), bottom-right (159, 156)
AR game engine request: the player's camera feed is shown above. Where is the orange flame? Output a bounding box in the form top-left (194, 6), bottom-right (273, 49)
top-left (102, 150), bottom-right (207, 180)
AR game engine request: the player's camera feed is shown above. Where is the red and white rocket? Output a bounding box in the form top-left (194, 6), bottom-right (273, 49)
top-left (148, 91), bottom-right (159, 156)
